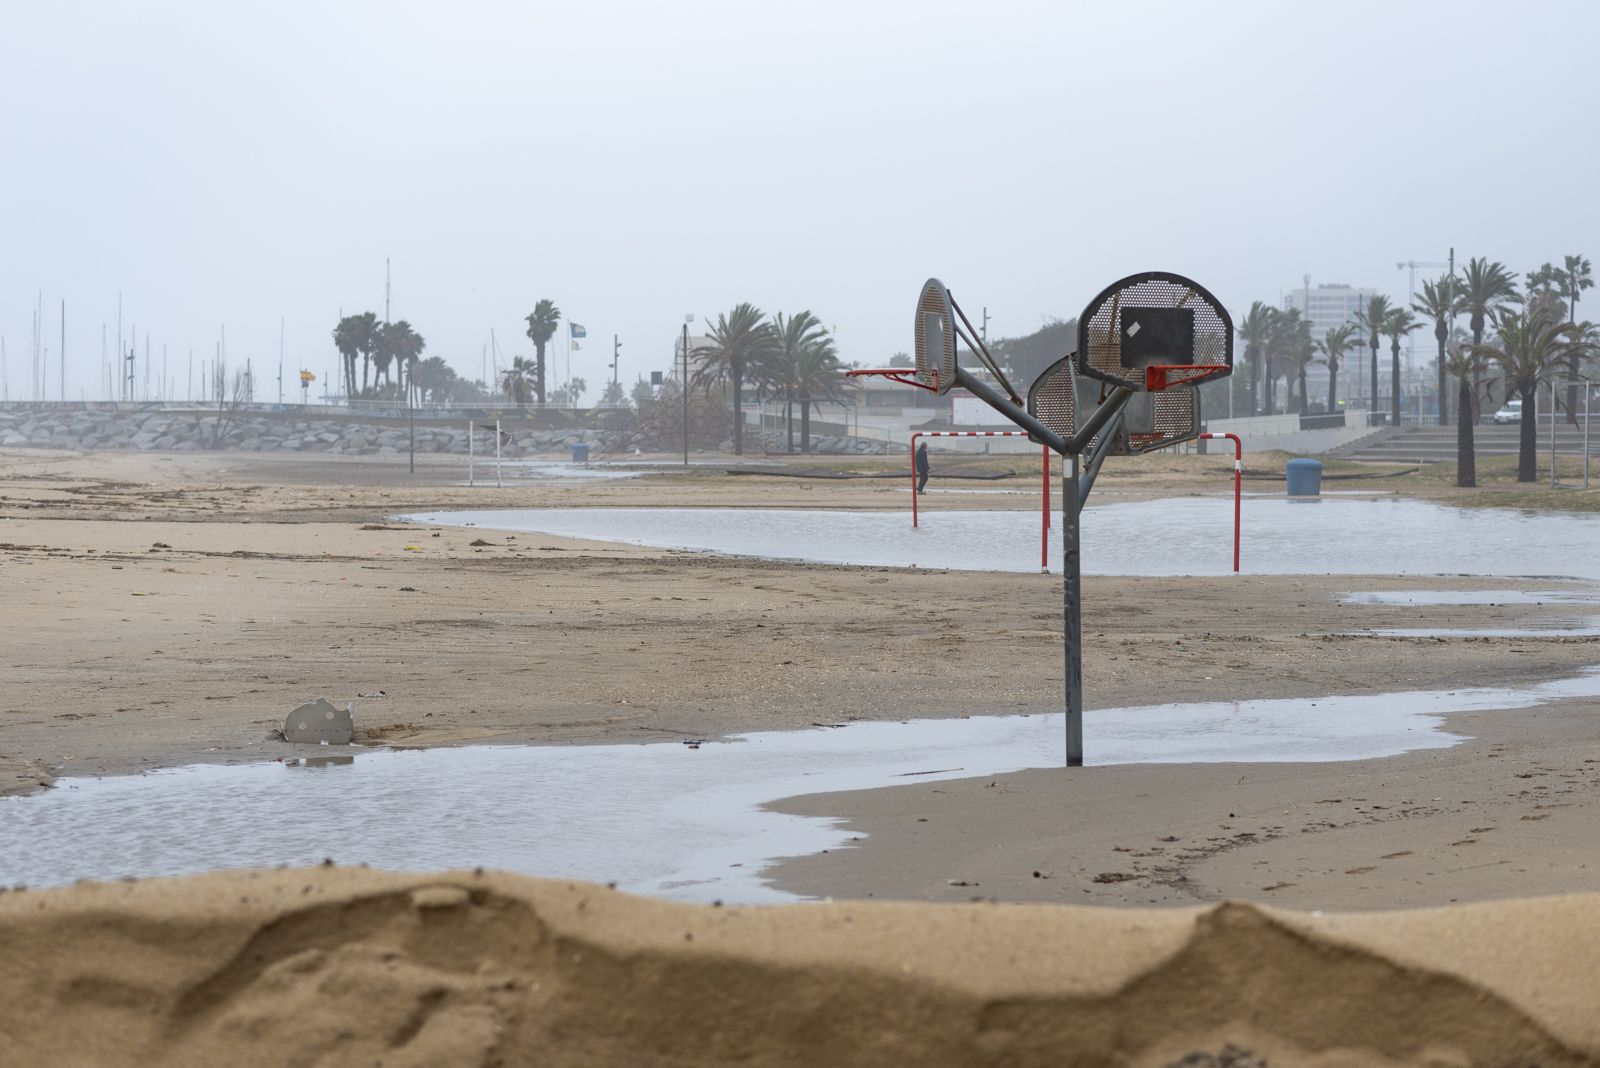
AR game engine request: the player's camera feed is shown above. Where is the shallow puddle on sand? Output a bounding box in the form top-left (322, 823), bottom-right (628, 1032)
top-left (6, 668), bottom-right (1600, 904)
top-left (1343, 588), bottom-right (1600, 637)
top-left (399, 498), bottom-right (1600, 579)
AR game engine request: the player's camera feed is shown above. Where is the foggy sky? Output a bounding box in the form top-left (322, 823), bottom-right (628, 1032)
top-left (3, 0), bottom-right (1596, 403)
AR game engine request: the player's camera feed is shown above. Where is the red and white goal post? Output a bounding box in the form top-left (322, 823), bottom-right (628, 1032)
top-left (910, 431), bottom-right (1052, 572)
top-left (1196, 432), bottom-right (1242, 574)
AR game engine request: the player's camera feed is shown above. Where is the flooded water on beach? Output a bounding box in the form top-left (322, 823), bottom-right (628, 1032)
top-left (399, 498), bottom-right (1600, 579)
top-left (1342, 588), bottom-right (1600, 637)
top-left (6, 668), bottom-right (1600, 904)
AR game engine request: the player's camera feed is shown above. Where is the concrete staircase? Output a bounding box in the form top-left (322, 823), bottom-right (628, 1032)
top-left (1330, 421), bottom-right (1597, 463)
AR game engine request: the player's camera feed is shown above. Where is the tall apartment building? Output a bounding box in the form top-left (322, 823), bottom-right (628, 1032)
top-left (1283, 281), bottom-right (1379, 409)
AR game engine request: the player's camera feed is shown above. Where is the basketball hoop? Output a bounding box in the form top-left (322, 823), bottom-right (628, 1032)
top-left (1145, 364), bottom-right (1230, 391)
top-left (846, 367), bottom-right (939, 392)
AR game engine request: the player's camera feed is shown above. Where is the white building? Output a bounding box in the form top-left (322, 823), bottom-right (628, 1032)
top-left (1283, 281), bottom-right (1379, 410)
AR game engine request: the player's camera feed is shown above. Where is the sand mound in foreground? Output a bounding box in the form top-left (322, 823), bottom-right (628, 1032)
top-left (2, 868), bottom-right (1597, 1067)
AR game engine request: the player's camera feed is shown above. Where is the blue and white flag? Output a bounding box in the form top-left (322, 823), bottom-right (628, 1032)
top-left (569, 322), bottom-right (587, 339)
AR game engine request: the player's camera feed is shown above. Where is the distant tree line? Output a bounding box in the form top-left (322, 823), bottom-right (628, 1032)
top-left (331, 313), bottom-right (496, 405)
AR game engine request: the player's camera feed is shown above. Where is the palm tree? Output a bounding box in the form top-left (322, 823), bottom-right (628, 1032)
top-left (1457, 257), bottom-right (1521, 422)
top-left (382, 321), bottom-right (425, 395)
top-left (1235, 302), bottom-right (1276, 416)
top-left (523, 299), bottom-right (561, 405)
top-left (1274, 308), bottom-right (1313, 413)
top-left (1382, 307), bottom-right (1422, 426)
top-left (332, 312), bottom-right (380, 397)
top-left (331, 315), bottom-right (364, 401)
top-left (791, 324), bottom-right (846, 452)
top-left (769, 311), bottom-right (830, 452)
top-left (371, 325), bottom-right (395, 387)
top-left (692, 303), bottom-right (778, 455)
top-left (1474, 304), bottom-right (1594, 480)
top-left (1412, 276), bottom-right (1458, 426)
top-left (1315, 324), bottom-right (1357, 415)
top-left (499, 355), bottom-right (538, 405)
top-left (411, 355), bottom-right (456, 404)
top-left (1351, 295), bottom-right (1392, 418)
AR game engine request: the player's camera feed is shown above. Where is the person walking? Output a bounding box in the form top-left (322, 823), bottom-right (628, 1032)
top-left (915, 441), bottom-right (930, 495)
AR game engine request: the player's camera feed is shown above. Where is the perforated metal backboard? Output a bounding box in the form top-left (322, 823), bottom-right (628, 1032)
top-left (1076, 272), bottom-right (1233, 393)
top-left (914, 278), bottom-right (958, 395)
top-left (1114, 386), bottom-right (1200, 455)
top-left (1026, 352), bottom-right (1077, 445)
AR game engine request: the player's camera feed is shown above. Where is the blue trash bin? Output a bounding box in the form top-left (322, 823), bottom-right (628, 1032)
top-left (1286, 457), bottom-right (1322, 496)
top-left (570, 442), bottom-right (590, 464)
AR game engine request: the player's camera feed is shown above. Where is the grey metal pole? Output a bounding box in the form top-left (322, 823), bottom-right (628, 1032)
top-left (682, 323), bottom-right (690, 465)
top-left (495, 418), bottom-right (502, 488)
top-left (1585, 386), bottom-right (1591, 490)
top-left (952, 366), bottom-right (1072, 454)
top-left (1063, 453), bottom-right (1083, 767)
top-left (468, 421), bottom-right (475, 486)
top-left (1551, 377), bottom-right (1557, 489)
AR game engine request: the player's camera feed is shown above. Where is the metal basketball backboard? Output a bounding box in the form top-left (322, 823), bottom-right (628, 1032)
top-left (914, 278), bottom-right (958, 395)
top-left (1076, 272), bottom-right (1233, 393)
top-left (1026, 352), bottom-right (1077, 444)
top-left (1114, 386), bottom-right (1201, 455)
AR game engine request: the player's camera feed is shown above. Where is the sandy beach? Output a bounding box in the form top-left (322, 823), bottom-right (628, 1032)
top-left (6, 866), bottom-right (1600, 1067)
top-left (4, 445), bottom-right (1600, 1064)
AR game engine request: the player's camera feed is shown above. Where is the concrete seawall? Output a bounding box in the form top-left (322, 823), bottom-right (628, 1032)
top-left (0, 406), bottom-right (896, 456)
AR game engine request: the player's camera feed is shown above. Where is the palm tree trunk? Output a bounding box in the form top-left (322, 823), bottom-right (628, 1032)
top-left (1246, 347), bottom-right (1259, 416)
top-left (1456, 375), bottom-right (1476, 487)
top-left (1390, 341), bottom-right (1401, 427)
top-left (1327, 365), bottom-right (1338, 416)
top-left (1568, 353), bottom-right (1581, 425)
top-left (362, 354), bottom-right (370, 395)
top-left (1369, 340), bottom-right (1379, 420)
top-left (1299, 369), bottom-right (1308, 413)
top-left (732, 361), bottom-right (744, 455)
top-left (800, 388), bottom-right (812, 452)
top-left (785, 388), bottom-right (794, 453)
top-left (534, 344), bottom-right (546, 405)
top-left (1517, 380), bottom-right (1538, 482)
top-left (1436, 333), bottom-right (1449, 425)
top-left (1470, 320), bottom-right (1485, 419)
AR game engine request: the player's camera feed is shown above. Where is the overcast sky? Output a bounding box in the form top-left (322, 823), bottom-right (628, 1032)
top-left (3, 0), bottom-right (1596, 402)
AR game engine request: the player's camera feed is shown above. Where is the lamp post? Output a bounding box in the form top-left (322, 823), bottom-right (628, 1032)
top-left (682, 315), bottom-right (693, 465)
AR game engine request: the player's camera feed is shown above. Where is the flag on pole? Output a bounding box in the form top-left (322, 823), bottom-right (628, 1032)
top-left (569, 323), bottom-right (587, 339)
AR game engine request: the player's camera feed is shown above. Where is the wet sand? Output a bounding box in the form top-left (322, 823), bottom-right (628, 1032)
top-left (772, 700), bottom-right (1600, 911)
top-left (3, 448), bottom-right (1596, 797)
top-left (5, 445), bottom-right (1600, 1065)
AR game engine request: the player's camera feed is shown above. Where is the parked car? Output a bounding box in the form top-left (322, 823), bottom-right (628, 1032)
top-left (1492, 398), bottom-right (1522, 425)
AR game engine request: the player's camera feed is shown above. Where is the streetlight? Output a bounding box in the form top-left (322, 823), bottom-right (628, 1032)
top-left (681, 314), bottom-right (694, 465)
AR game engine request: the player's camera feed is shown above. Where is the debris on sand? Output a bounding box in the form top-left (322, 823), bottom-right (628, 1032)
top-left (282, 698), bottom-right (355, 745)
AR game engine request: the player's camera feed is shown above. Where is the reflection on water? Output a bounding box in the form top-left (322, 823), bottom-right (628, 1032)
top-left (7, 667), bottom-right (1600, 904)
top-left (399, 498), bottom-right (1600, 579)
